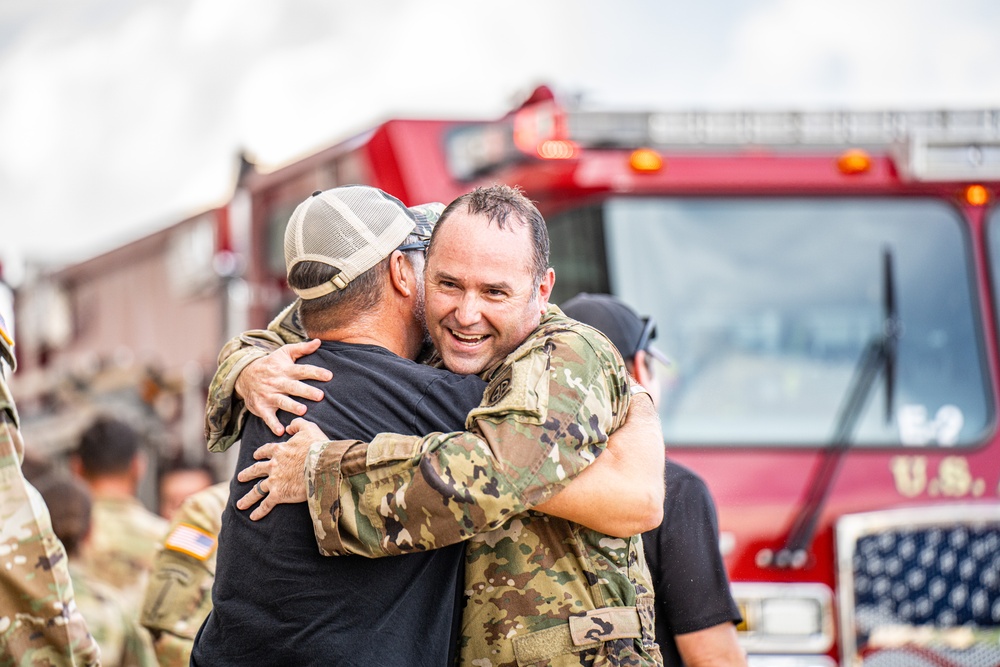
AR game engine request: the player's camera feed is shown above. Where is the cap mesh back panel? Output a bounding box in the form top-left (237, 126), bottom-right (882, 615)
top-left (300, 199), bottom-right (370, 268)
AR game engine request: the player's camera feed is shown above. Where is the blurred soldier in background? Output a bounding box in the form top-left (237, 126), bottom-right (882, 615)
top-left (38, 475), bottom-right (157, 667)
top-left (561, 293), bottom-right (747, 667)
top-left (141, 481), bottom-right (227, 667)
top-left (156, 460), bottom-right (215, 521)
top-left (0, 314), bottom-right (101, 666)
top-left (71, 415), bottom-right (168, 616)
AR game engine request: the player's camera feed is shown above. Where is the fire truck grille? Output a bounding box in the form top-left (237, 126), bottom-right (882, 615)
top-left (836, 506), bottom-right (1000, 667)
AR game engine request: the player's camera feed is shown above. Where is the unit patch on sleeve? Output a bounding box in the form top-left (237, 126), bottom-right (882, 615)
top-left (484, 364), bottom-right (513, 406)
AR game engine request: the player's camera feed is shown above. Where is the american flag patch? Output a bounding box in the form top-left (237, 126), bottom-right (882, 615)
top-left (165, 523), bottom-right (217, 561)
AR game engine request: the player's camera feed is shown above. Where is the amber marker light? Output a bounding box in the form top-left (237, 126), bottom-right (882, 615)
top-left (836, 149), bottom-right (871, 175)
top-left (629, 148), bottom-right (664, 173)
top-left (965, 184), bottom-right (990, 206)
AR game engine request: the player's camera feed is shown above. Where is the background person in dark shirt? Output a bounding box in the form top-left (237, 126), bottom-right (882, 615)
top-left (192, 187), bottom-right (484, 666)
top-left (561, 293), bottom-right (747, 667)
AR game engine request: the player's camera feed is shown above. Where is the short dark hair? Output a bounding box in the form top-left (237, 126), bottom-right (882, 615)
top-left (37, 475), bottom-right (92, 557)
top-left (77, 415), bottom-right (140, 477)
top-left (288, 258), bottom-right (389, 335)
top-left (431, 184), bottom-right (550, 287)
top-left (289, 227), bottom-right (428, 336)
top-left (158, 458), bottom-right (216, 488)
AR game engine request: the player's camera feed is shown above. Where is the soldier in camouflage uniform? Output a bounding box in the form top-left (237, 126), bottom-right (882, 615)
top-left (140, 482), bottom-right (227, 667)
top-left (72, 417), bottom-right (168, 617)
top-left (39, 475), bottom-right (157, 667)
top-left (0, 316), bottom-right (101, 666)
top-left (215, 186), bottom-right (665, 665)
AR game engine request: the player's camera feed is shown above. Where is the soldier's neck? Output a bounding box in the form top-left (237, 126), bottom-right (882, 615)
top-left (84, 475), bottom-right (138, 501)
top-left (309, 321), bottom-right (415, 361)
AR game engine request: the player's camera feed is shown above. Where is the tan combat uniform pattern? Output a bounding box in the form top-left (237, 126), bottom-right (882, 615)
top-left (140, 482), bottom-right (227, 667)
top-left (205, 302), bottom-right (302, 454)
top-left (69, 564), bottom-right (156, 667)
top-left (306, 307), bottom-right (662, 666)
top-left (80, 496), bottom-right (167, 619)
top-left (0, 374), bottom-right (101, 666)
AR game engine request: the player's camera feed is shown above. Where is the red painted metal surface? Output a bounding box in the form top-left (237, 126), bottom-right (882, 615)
top-left (237, 101), bottom-right (1000, 664)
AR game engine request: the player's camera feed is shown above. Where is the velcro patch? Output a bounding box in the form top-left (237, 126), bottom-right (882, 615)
top-left (484, 365), bottom-right (513, 406)
top-left (165, 523), bottom-right (217, 561)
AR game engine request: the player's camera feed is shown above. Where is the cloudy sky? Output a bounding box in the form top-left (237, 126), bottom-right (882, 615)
top-left (1, 0), bottom-right (998, 283)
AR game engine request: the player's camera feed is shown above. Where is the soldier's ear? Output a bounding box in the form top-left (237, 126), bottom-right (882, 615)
top-left (388, 250), bottom-right (415, 298)
top-left (535, 268), bottom-right (555, 313)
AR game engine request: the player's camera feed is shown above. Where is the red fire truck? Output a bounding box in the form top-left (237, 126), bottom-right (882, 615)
top-left (16, 86), bottom-right (1000, 665)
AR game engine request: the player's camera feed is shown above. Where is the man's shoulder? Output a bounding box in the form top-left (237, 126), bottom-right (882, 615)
top-left (305, 341), bottom-right (420, 370)
top-left (518, 305), bottom-right (625, 363)
top-left (494, 306), bottom-right (629, 391)
top-left (469, 306), bottom-right (630, 425)
top-left (173, 482), bottom-right (229, 535)
top-left (95, 496), bottom-right (168, 538)
top-left (665, 459), bottom-right (713, 500)
top-left (654, 459), bottom-right (720, 536)
top-left (307, 341), bottom-right (470, 387)
top-left (71, 564), bottom-right (125, 608)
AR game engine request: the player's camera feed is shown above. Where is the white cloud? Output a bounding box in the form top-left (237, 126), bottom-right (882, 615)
top-left (0, 0), bottom-right (997, 282)
top-left (712, 0), bottom-right (1000, 108)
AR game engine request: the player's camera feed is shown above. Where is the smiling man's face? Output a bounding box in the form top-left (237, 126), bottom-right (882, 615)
top-left (424, 207), bottom-right (554, 376)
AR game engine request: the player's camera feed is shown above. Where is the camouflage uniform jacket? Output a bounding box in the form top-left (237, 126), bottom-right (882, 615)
top-left (0, 375), bottom-right (101, 666)
top-left (80, 496), bottom-right (168, 618)
top-left (140, 482), bottom-right (227, 667)
top-left (205, 301), bottom-right (304, 453)
top-left (306, 306), bottom-right (661, 666)
top-left (69, 563), bottom-right (157, 667)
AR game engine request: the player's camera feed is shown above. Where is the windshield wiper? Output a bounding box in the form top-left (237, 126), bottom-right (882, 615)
top-left (770, 247), bottom-right (900, 569)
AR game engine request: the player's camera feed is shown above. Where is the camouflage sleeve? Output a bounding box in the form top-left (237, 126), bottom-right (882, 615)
top-left (0, 416), bottom-right (102, 666)
top-left (118, 618), bottom-right (157, 667)
top-left (306, 324), bottom-right (631, 557)
top-left (140, 483), bottom-right (227, 667)
top-left (205, 301), bottom-right (306, 453)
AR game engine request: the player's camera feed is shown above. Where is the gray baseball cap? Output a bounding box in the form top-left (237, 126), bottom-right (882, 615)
top-left (284, 185), bottom-right (429, 300)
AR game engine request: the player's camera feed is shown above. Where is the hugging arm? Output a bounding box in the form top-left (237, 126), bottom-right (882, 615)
top-left (268, 330), bottom-right (640, 556)
top-left (238, 335), bottom-right (664, 545)
top-left (533, 389), bottom-right (664, 536)
top-left (205, 301), bottom-right (329, 452)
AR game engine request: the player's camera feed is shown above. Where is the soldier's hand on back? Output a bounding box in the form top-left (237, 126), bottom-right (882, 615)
top-left (236, 417), bottom-right (329, 520)
top-left (235, 339), bottom-right (332, 436)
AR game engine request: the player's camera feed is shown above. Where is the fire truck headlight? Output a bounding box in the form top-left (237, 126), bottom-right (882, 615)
top-left (732, 583), bottom-right (835, 655)
top-left (759, 598), bottom-right (822, 635)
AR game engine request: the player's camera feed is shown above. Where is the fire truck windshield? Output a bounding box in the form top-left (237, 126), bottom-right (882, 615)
top-left (548, 196), bottom-right (993, 448)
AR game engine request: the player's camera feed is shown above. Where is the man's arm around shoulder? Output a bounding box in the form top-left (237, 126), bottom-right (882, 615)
top-left (534, 389), bottom-right (664, 536)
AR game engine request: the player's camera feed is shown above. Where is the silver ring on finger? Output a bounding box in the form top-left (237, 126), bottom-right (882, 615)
top-left (254, 480), bottom-right (267, 496)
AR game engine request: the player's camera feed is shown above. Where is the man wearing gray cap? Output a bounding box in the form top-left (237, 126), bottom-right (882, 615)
top-left (191, 186), bottom-right (490, 665)
top-left (561, 293), bottom-right (747, 667)
top-left (204, 185), bottom-right (666, 664)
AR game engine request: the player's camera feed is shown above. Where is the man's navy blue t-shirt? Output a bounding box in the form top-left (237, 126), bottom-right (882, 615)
top-left (192, 341), bottom-right (486, 667)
